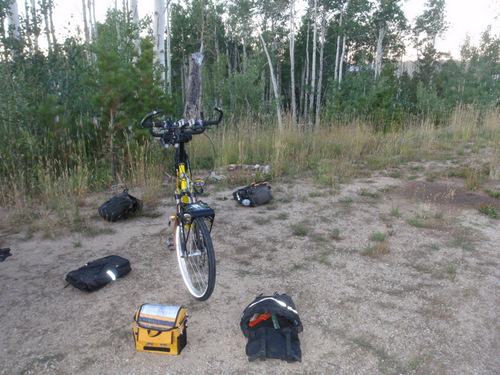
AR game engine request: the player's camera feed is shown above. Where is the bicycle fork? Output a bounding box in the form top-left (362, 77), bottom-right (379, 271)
top-left (168, 215), bottom-right (201, 259)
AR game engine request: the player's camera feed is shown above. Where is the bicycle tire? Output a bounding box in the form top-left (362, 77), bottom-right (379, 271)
top-left (175, 217), bottom-right (216, 301)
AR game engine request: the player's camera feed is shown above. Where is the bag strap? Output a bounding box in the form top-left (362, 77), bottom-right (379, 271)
top-left (147, 329), bottom-right (162, 337)
top-left (248, 328), bottom-right (267, 362)
top-left (284, 327), bottom-right (293, 363)
top-left (283, 327), bottom-right (301, 362)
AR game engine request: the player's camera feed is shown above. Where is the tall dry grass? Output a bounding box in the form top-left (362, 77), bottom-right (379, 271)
top-left (1, 106), bottom-right (499, 229)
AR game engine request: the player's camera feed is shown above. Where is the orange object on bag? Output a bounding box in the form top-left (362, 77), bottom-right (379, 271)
top-left (248, 313), bottom-right (271, 327)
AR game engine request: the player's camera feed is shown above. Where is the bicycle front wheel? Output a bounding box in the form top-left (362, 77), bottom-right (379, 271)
top-left (175, 218), bottom-right (216, 301)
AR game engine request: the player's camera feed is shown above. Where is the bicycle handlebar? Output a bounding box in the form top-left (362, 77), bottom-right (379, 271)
top-left (140, 107), bottom-right (223, 136)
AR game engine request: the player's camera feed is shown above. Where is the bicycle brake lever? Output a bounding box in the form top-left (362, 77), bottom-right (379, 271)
top-left (141, 110), bottom-right (162, 127)
top-left (160, 137), bottom-right (170, 148)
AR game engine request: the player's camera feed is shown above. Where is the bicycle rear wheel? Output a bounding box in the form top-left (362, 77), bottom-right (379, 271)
top-left (175, 217), bottom-right (216, 301)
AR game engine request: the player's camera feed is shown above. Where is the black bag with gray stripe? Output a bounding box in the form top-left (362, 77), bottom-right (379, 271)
top-left (240, 293), bottom-right (303, 362)
top-left (65, 255), bottom-right (131, 292)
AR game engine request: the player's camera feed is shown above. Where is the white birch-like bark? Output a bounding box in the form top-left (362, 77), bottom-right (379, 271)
top-left (166, 0), bottom-right (172, 96)
top-left (82, 0), bottom-right (90, 46)
top-left (41, 0), bottom-right (52, 52)
top-left (130, 0), bottom-right (141, 56)
top-left (375, 26), bottom-right (385, 78)
top-left (153, 0), bottom-right (166, 82)
top-left (289, 0), bottom-right (297, 125)
top-left (302, 15), bottom-right (310, 120)
top-left (24, 0), bottom-right (32, 54)
top-left (7, 0), bottom-right (21, 39)
top-left (334, 10), bottom-right (343, 82)
top-left (338, 35), bottom-right (346, 86)
top-left (30, 0), bottom-right (39, 53)
top-left (315, 7), bottom-right (326, 127)
top-left (308, 0), bottom-right (318, 124)
top-left (87, 0), bottom-right (95, 39)
top-left (242, 34), bottom-right (247, 74)
top-left (90, 0), bottom-right (97, 38)
top-left (130, 0), bottom-right (139, 27)
top-left (48, 0), bottom-right (57, 45)
top-left (259, 32), bottom-right (282, 132)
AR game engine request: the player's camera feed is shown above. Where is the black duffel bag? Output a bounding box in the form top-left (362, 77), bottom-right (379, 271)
top-left (65, 255), bottom-right (131, 292)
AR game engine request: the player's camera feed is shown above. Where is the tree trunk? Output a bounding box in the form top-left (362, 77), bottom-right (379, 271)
top-left (338, 35), bottom-right (347, 86)
top-left (87, 0), bottom-right (95, 39)
top-left (226, 41), bottom-right (232, 76)
top-left (24, 0), bottom-right (32, 55)
top-left (90, 0), bottom-right (97, 38)
top-left (166, 0), bottom-right (172, 96)
top-left (30, 0), bottom-right (39, 53)
top-left (289, 0), bottom-right (297, 125)
top-left (183, 51), bottom-right (204, 120)
top-left (130, 0), bottom-right (140, 55)
top-left (214, 24), bottom-right (220, 63)
top-left (234, 40), bottom-right (239, 73)
top-left (48, 0), bottom-right (57, 45)
top-left (315, 7), bottom-right (326, 127)
top-left (308, 0), bottom-right (318, 125)
top-left (299, 64), bottom-right (306, 120)
top-left (259, 32), bottom-right (282, 132)
top-left (375, 26), bottom-right (385, 78)
top-left (261, 69), bottom-right (266, 112)
top-left (242, 34), bottom-right (247, 74)
top-left (302, 15), bottom-right (310, 121)
top-left (82, 0), bottom-right (90, 46)
top-left (153, 0), bottom-right (166, 82)
top-left (41, 0), bottom-right (52, 52)
top-left (334, 10), bottom-right (343, 83)
top-left (7, 0), bottom-right (21, 39)
top-left (109, 109), bottom-right (116, 178)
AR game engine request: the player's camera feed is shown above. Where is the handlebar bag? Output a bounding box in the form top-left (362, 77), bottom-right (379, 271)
top-left (65, 255), bottom-right (131, 292)
top-left (133, 304), bottom-right (187, 355)
top-left (98, 189), bottom-right (143, 222)
top-left (233, 181), bottom-right (273, 207)
top-left (240, 293), bottom-right (302, 362)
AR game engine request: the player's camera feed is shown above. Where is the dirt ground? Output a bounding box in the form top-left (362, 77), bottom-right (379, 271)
top-left (1, 161), bottom-right (499, 375)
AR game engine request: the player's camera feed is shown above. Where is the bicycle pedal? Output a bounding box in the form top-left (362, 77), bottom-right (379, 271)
top-left (167, 238), bottom-right (175, 251)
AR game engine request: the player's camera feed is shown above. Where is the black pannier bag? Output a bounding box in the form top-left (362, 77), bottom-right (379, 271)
top-left (65, 255), bottom-right (131, 292)
top-left (98, 189), bottom-right (143, 222)
top-left (240, 293), bottom-right (303, 363)
top-left (233, 181), bottom-right (273, 207)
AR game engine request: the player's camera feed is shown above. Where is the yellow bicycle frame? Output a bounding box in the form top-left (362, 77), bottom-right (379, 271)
top-left (176, 163), bottom-right (193, 205)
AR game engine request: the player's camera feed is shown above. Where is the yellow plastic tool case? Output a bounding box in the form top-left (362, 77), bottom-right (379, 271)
top-left (133, 304), bottom-right (187, 355)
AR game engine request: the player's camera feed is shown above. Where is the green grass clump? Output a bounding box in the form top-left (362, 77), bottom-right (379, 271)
top-left (370, 232), bottom-right (387, 242)
top-left (291, 221), bottom-right (309, 236)
top-left (485, 190), bottom-right (500, 199)
top-left (361, 242), bottom-right (390, 257)
top-left (330, 228), bottom-right (341, 240)
top-left (478, 203), bottom-right (498, 218)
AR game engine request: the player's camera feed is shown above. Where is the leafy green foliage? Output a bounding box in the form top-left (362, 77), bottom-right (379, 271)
top-left (0, 0), bottom-right (499, 206)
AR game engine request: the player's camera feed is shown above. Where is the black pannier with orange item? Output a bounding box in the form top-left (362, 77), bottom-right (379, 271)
top-left (240, 293), bottom-right (302, 362)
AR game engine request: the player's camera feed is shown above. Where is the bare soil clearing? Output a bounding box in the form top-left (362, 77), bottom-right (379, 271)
top-left (1, 165), bottom-right (499, 375)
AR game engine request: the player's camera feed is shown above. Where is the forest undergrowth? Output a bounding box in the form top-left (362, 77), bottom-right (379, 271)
top-left (1, 106), bottom-right (499, 233)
